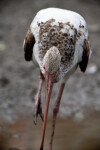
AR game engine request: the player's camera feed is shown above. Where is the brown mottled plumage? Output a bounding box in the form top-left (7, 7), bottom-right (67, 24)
top-left (38, 19), bottom-right (76, 67)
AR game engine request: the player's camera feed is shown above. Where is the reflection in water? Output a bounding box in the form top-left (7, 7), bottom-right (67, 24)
top-left (0, 112), bottom-right (100, 150)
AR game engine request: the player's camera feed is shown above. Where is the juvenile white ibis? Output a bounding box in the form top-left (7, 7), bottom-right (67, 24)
top-left (24, 8), bottom-right (91, 150)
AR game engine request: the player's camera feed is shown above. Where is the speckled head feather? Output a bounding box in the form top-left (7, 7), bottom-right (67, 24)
top-left (43, 46), bottom-right (61, 74)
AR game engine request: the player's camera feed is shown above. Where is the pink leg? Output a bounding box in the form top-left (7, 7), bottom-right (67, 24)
top-left (49, 83), bottom-right (65, 150)
top-left (33, 71), bottom-right (44, 125)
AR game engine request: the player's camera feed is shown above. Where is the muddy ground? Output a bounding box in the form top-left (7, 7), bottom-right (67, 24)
top-left (0, 0), bottom-right (100, 149)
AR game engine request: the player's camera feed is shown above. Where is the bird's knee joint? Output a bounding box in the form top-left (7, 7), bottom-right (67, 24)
top-left (53, 107), bottom-right (59, 115)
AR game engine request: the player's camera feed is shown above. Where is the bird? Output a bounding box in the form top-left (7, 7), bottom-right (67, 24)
top-left (23, 7), bottom-right (91, 150)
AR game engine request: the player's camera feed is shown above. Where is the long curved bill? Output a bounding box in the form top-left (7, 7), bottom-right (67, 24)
top-left (40, 71), bottom-right (56, 150)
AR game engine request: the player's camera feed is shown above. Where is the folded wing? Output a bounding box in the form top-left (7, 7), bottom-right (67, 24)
top-left (79, 39), bottom-right (90, 72)
top-left (24, 28), bottom-right (35, 61)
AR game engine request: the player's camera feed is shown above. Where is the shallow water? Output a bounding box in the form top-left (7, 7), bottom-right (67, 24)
top-left (0, 112), bottom-right (100, 150)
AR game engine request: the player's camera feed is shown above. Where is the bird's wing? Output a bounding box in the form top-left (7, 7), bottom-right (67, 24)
top-left (79, 39), bottom-right (90, 72)
top-left (24, 28), bottom-right (35, 61)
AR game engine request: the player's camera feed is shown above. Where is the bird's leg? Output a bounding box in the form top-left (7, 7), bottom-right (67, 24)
top-left (49, 82), bottom-right (65, 150)
top-left (33, 71), bottom-right (44, 125)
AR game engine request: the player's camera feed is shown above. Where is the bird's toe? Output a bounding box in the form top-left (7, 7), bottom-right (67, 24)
top-left (33, 112), bottom-right (38, 125)
top-left (33, 105), bottom-right (44, 125)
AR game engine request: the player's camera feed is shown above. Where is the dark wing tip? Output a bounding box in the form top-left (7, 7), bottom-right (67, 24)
top-left (79, 39), bottom-right (90, 72)
top-left (24, 28), bottom-right (35, 61)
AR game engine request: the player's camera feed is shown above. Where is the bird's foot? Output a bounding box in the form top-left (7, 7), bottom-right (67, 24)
top-left (34, 105), bottom-right (44, 125)
top-left (33, 94), bottom-right (44, 125)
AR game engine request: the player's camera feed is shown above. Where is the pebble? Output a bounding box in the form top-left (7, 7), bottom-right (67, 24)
top-left (74, 112), bottom-right (84, 121)
top-left (86, 64), bottom-right (98, 74)
top-left (0, 42), bottom-right (6, 51)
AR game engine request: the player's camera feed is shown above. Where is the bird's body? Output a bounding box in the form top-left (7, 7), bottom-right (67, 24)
top-left (24, 8), bottom-right (91, 150)
top-left (30, 8), bottom-right (89, 82)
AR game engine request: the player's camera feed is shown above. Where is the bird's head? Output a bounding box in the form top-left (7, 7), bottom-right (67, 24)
top-left (43, 46), bottom-right (61, 75)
